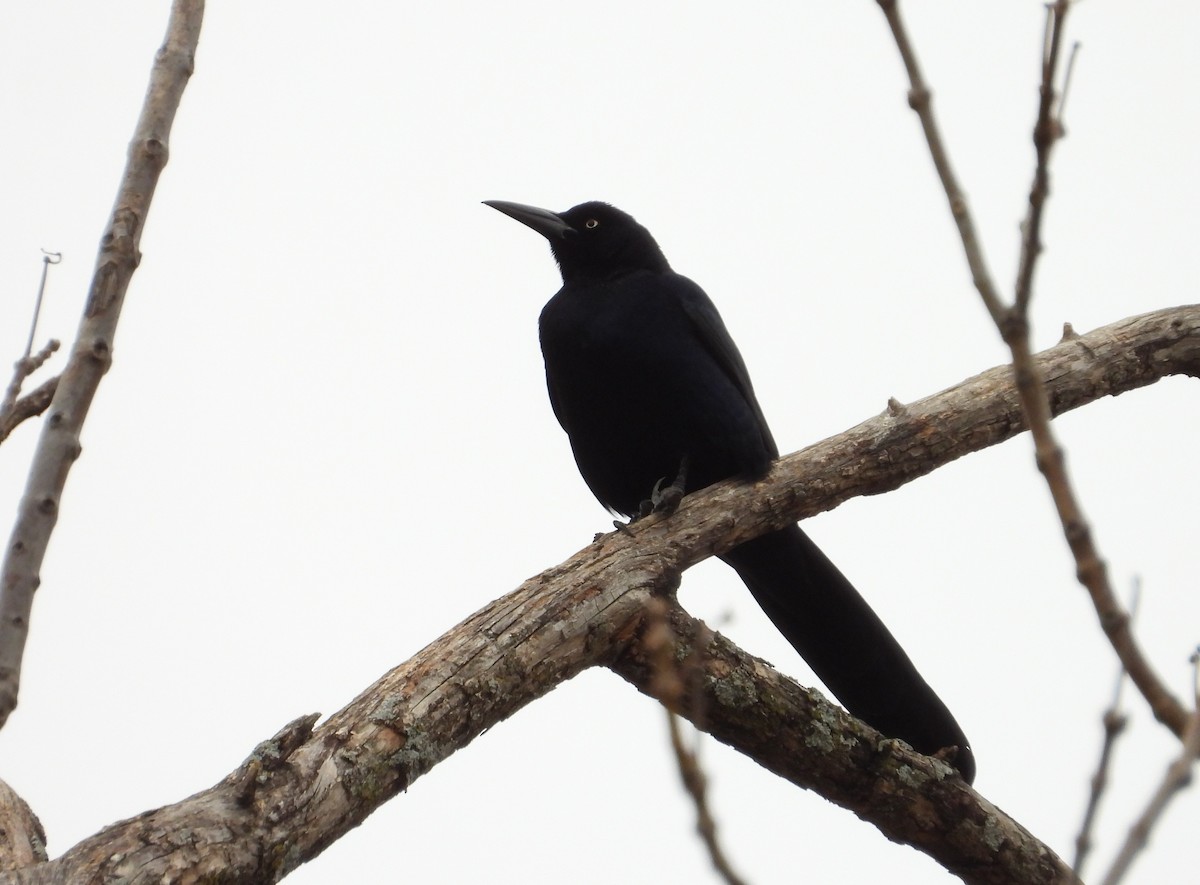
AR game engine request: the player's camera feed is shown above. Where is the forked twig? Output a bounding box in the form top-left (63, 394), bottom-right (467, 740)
top-left (0, 377), bottom-right (60, 445)
top-left (874, 0), bottom-right (1188, 737)
top-left (1098, 649), bottom-right (1200, 885)
top-left (0, 252), bottom-right (61, 421)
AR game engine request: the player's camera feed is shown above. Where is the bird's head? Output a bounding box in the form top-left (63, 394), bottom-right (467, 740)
top-left (484, 200), bottom-right (670, 284)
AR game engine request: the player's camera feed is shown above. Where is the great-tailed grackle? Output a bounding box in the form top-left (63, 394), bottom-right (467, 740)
top-left (485, 199), bottom-right (975, 782)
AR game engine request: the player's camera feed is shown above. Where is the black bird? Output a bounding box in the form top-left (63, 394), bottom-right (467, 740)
top-left (485, 199), bottom-right (974, 782)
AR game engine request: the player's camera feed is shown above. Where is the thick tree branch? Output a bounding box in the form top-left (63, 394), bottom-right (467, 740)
top-left (0, 306), bottom-right (1193, 884)
top-left (613, 602), bottom-right (1078, 885)
top-left (0, 780), bottom-right (45, 871)
top-left (0, 0), bottom-right (204, 728)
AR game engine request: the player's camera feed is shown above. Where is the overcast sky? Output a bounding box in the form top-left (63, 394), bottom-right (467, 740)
top-left (1, 2), bottom-right (1197, 883)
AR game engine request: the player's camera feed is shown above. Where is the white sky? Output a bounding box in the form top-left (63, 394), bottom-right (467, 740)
top-left (1, 2), bottom-right (1197, 883)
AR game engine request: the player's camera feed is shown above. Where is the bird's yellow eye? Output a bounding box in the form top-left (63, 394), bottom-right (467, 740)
top-left (585, 219), bottom-right (599, 229)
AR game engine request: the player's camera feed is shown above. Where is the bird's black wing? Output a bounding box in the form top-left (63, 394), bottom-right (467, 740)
top-left (544, 359), bottom-right (567, 429)
top-left (670, 275), bottom-right (780, 460)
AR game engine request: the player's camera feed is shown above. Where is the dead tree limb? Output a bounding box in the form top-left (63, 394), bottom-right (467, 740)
top-left (0, 304), bottom-right (1194, 884)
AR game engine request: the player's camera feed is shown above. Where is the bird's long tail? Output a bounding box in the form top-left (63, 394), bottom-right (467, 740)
top-left (720, 524), bottom-right (975, 782)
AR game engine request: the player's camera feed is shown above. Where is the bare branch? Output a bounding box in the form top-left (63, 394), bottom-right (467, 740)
top-left (0, 553), bottom-right (1071, 885)
top-left (0, 306), bottom-right (1191, 884)
top-left (1013, 1), bottom-right (1070, 314)
top-left (0, 343), bottom-right (59, 429)
top-left (873, 0), bottom-right (1007, 325)
top-left (644, 597), bottom-right (748, 885)
top-left (0, 378), bottom-right (59, 446)
top-left (0, 250), bottom-right (62, 423)
top-left (0, 0), bottom-right (205, 729)
top-left (1000, 2), bottom-right (1192, 738)
top-left (614, 602), bottom-right (1080, 885)
top-left (1098, 650), bottom-right (1200, 885)
top-left (877, 0), bottom-right (1190, 739)
top-left (22, 252), bottom-right (61, 365)
top-left (0, 779), bottom-right (45, 871)
top-left (666, 713), bottom-right (749, 885)
top-left (1073, 579), bottom-right (1140, 877)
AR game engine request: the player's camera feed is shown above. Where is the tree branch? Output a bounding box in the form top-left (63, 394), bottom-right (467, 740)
top-left (0, 341), bottom-right (59, 428)
top-left (612, 602), bottom-right (1078, 885)
top-left (1098, 651), bottom-right (1200, 885)
top-left (0, 305), bottom-right (1193, 884)
top-left (642, 598), bottom-right (749, 885)
top-left (0, 249), bottom-right (62, 424)
top-left (0, 378), bottom-right (59, 446)
top-left (1071, 579), bottom-right (1137, 878)
top-left (0, 0), bottom-right (205, 729)
top-left (0, 780), bottom-right (45, 871)
top-left (877, 0), bottom-right (1190, 738)
top-left (874, 0), bottom-right (1007, 324)
top-left (1013, 2), bottom-right (1070, 315)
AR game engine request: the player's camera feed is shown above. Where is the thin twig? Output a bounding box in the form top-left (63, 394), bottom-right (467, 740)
top-left (0, 0), bottom-right (205, 729)
top-left (1098, 649), bottom-right (1200, 885)
top-left (1057, 41), bottom-right (1082, 126)
top-left (22, 251), bottom-right (61, 362)
top-left (0, 378), bottom-right (60, 446)
top-left (0, 342), bottom-right (59, 424)
top-left (1005, 1), bottom-right (1186, 736)
top-left (1012, 1), bottom-right (1069, 316)
top-left (1072, 578), bottom-right (1141, 877)
top-left (666, 713), bottom-right (750, 885)
top-left (0, 252), bottom-right (61, 420)
top-left (876, 0), bottom-right (1189, 737)
top-left (874, 0), bottom-right (1007, 325)
top-left (645, 598), bottom-right (748, 885)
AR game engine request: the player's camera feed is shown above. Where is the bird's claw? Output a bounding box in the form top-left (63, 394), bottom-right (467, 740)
top-left (621, 499), bottom-right (656, 527)
top-left (623, 473), bottom-right (682, 527)
top-left (647, 456), bottom-right (689, 517)
top-left (650, 475), bottom-right (685, 515)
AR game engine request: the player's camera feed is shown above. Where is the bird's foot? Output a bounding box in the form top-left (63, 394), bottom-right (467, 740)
top-left (621, 499), bottom-right (656, 527)
top-left (623, 457), bottom-right (690, 525)
top-left (650, 475), bottom-right (684, 515)
top-left (650, 455), bottom-right (689, 516)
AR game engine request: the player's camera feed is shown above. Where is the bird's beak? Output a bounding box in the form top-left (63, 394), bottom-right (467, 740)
top-left (483, 200), bottom-right (575, 240)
